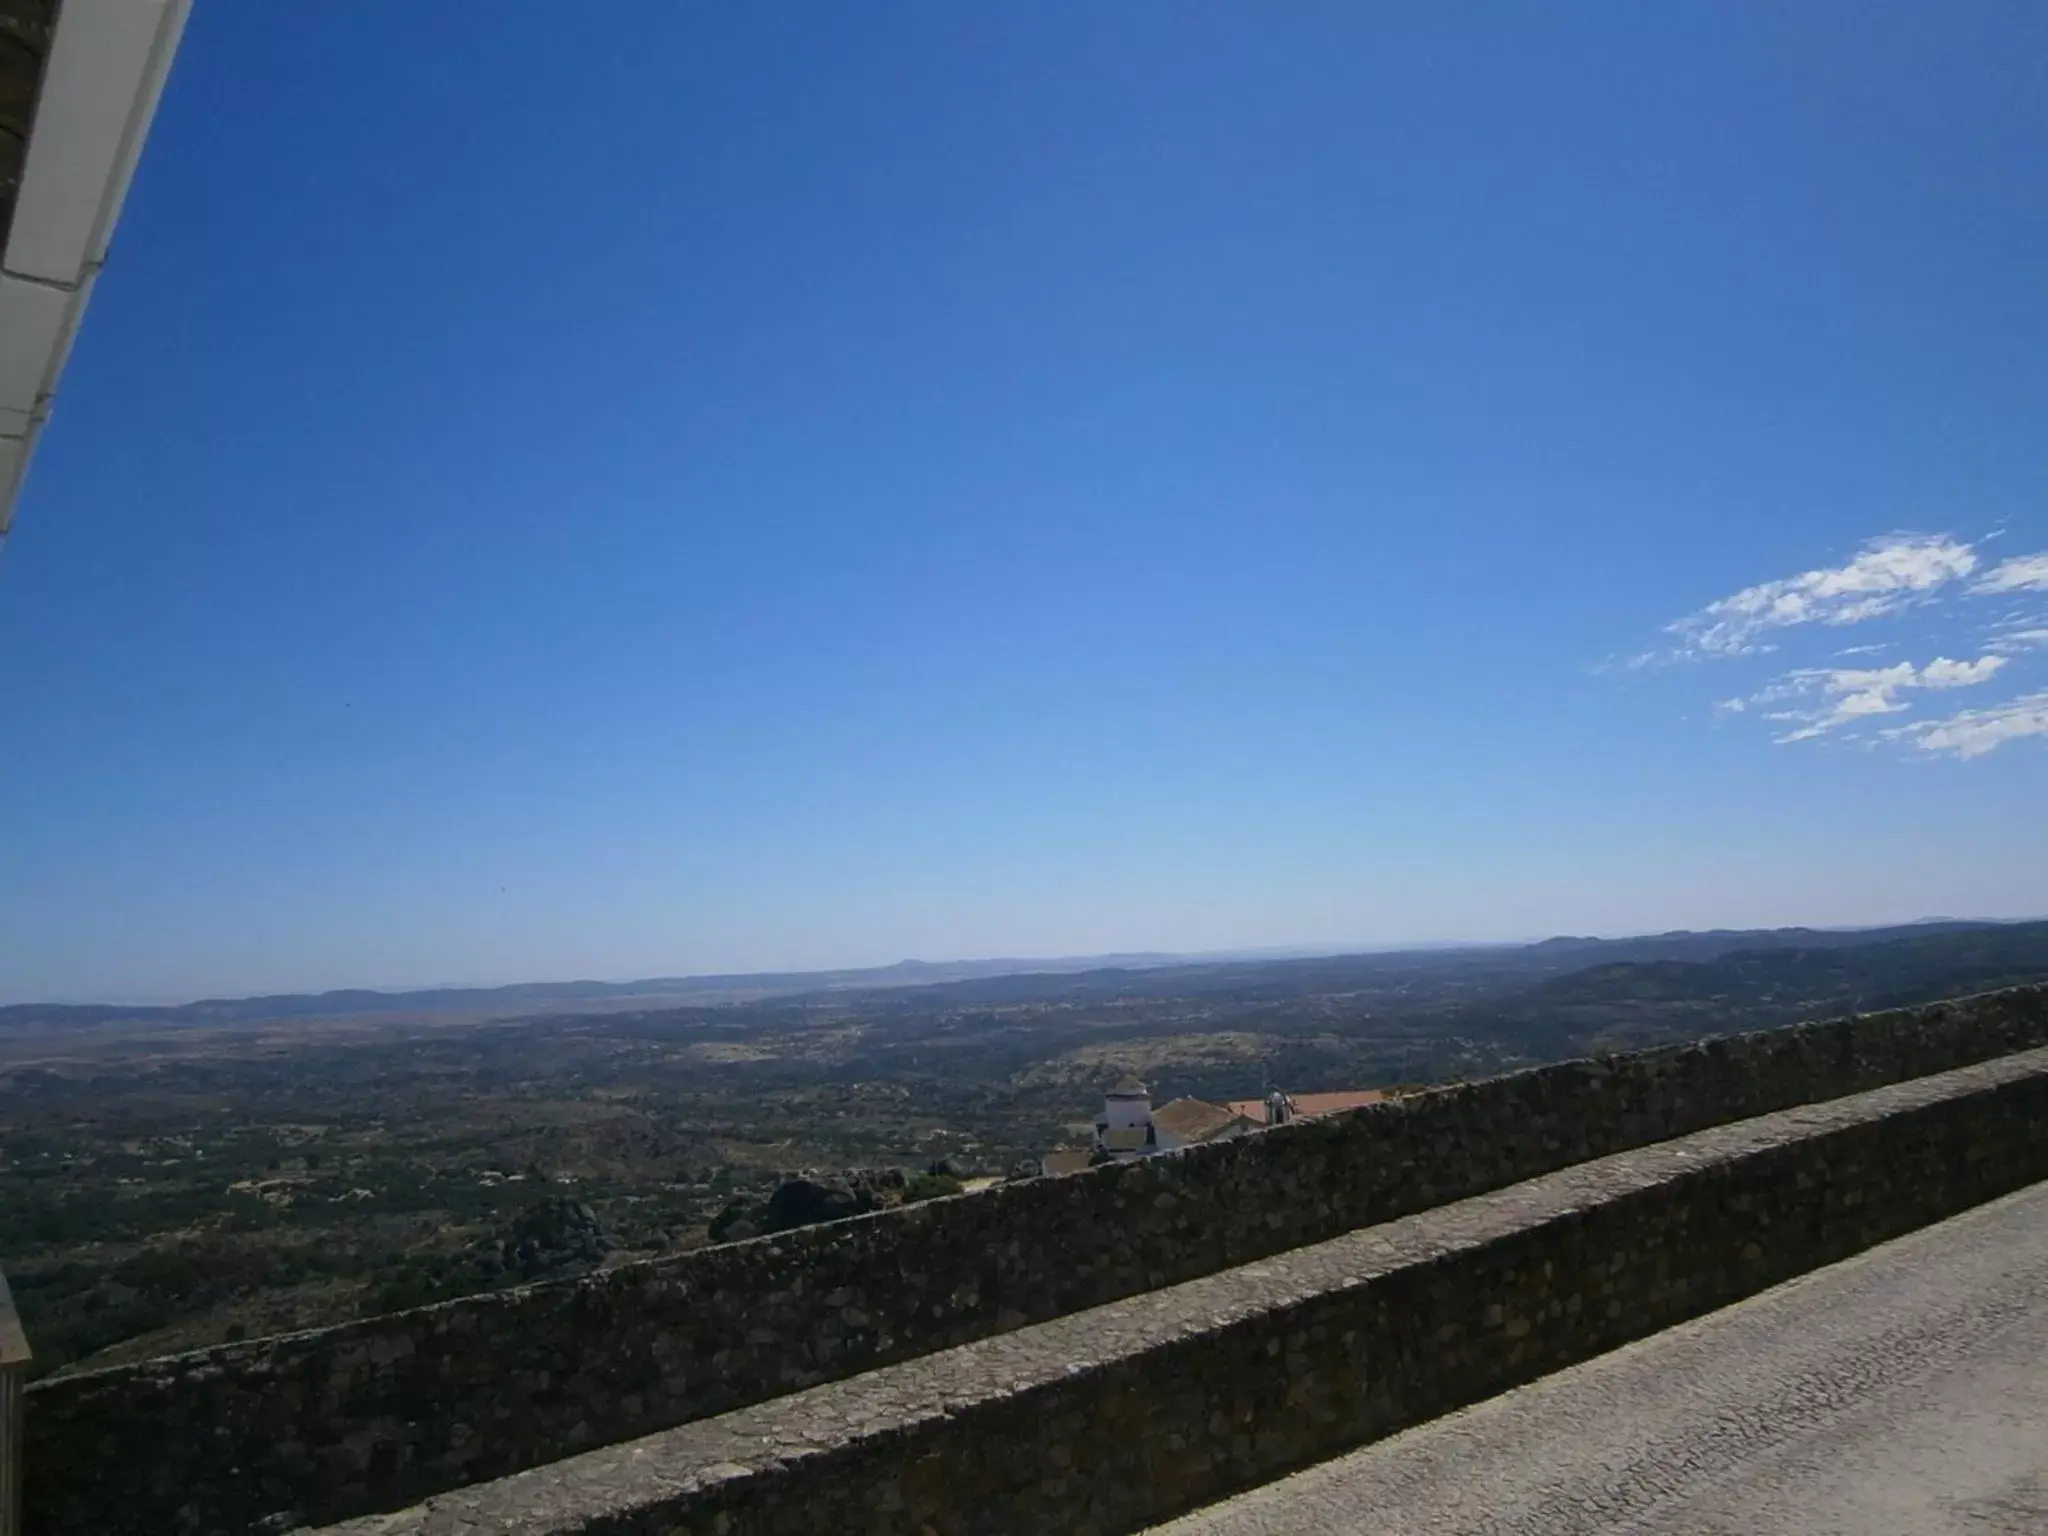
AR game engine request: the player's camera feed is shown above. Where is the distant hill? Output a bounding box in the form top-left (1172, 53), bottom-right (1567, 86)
top-left (1523, 920), bottom-right (2048, 1014)
top-left (1472, 919), bottom-right (2048, 1057)
top-left (1523, 921), bottom-right (2000, 965)
top-left (0, 952), bottom-right (1197, 1028)
top-left (2, 919), bottom-right (2021, 1030)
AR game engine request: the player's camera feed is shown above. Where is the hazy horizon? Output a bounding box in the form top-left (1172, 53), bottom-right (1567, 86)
top-left (10, 911), bottom-right (2036, 1011)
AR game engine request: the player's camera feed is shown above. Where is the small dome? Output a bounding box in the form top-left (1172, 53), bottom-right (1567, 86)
top-left (1108, 1074), bottom-right (1149, 1096)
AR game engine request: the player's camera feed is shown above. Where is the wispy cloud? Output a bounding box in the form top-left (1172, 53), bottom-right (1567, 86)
top-left (1736, 655), bottom-right (2006, 744)
top-left (1883, 691), bottom-right (2048, 760)
top-left (1627, 527), bottom-right (2048, 759)
top-left (1987, 627), bottom-right (2048, 656)
top-left (1971, 551), bottom-right (2048, 595)
top-left (1659, 534), bottom-right (1978, 660)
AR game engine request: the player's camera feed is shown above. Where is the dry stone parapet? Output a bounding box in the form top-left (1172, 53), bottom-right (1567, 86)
top-left (25, 984), bottom-right (2048, 1535)
top-left (302, 1046), bottom-right (2048, 1536)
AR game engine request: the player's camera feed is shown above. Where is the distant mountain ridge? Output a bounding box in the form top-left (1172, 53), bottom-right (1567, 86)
top-left (0, 952), bottom-right (1197, 1026)
top-left (1522, 920), bottom-right (2048, 1010)
top-left (1521, 920), bottom-right (2001, 962)
top-left (0, 920), bottom-right (2019, 1028)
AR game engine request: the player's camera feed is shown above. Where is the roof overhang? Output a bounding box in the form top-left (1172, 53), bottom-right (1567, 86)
top-left (0, 0), bottom-right (188, 537)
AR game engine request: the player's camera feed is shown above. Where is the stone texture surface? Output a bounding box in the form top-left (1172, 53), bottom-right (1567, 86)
top-left (475, 1198), bottom-right (613, 1285)
top-left (2, 1262), bottom-right (24, 1536)
top-left (25, 985), bottom-right (2048, 1535)
top-left (301, 1046), bottom-right (2048, 1536)
top-left (1145, 1178), bottom-right (2048, 1536)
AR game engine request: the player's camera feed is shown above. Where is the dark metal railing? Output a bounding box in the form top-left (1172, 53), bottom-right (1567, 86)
top-left (0, 1266), bottom-right (26, 1536)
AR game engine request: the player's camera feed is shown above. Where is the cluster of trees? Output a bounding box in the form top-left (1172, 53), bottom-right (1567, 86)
top-left (706, 1164), bottom-right (966, 1244)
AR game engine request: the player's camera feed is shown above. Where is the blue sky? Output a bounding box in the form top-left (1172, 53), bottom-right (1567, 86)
top-left (3, 3), bottom-right (2045, 1001)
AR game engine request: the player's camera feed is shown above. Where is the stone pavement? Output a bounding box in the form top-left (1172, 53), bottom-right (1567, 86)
top-left (1148, 1177), bottom-right (2048, 1536)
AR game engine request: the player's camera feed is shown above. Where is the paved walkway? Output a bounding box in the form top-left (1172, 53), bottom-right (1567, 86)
top-left (1149, 1180), bottom-right (2048, 1536)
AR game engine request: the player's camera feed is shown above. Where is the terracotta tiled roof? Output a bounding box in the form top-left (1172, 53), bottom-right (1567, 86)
top-left (1151, 1097), bottom-right (1254, 1145)
top-left (1290, 1089), bottom-right (1388, 1117)
top-left (1224, 1088), bottom-right (1388, 1125)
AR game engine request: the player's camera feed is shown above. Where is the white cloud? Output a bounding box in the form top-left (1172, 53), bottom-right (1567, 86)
top-left (1987, 627), bottom-right (2048, 656)
top-left (1884, 691), bottom-right (2048, 759)
top-left (1971, 552), bottom-right (2048, 595)
top-left (1917, 655), bottom-right (2006, 687)
top-left (1663, 534), bottom-right (1978, 659)
top-left (1737, 655), bottom-right (2007, 744)
top-left (1626, 527), bottom-right (2048, 761)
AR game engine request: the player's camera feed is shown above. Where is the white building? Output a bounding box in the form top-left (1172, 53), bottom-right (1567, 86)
top-left (1037, 1076), bottom-right (1267, 1175)
top-left (1094, 1074), bottom-right (1158, 1158)
top-left (1080, 1076), bottom-right (1260, 1163)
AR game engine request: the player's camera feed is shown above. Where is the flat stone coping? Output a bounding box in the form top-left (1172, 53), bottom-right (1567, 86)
top-left (305, 1044), bottom-right (2048, 1535)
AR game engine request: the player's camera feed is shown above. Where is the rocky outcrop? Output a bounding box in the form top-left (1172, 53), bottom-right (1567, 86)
top-left (472, 1198), bottom-right (612, 1284)
top-left (707, 1171), bottom-right (905, 1243)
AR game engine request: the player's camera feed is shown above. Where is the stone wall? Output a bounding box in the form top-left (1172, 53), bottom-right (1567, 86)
top-left (307, 1045), bottom-right (2048, 1536)
top-left (1, 1266), bottom-right (26, 1536)
top-left (26, 984), bottom-right (2048, 1535)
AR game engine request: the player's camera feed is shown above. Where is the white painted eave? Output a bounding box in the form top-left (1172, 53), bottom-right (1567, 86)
top-left (0, 0), bottom-right (189, 537)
